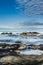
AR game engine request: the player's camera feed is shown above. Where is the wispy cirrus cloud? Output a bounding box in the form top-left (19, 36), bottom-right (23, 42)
top-left (16, 0), bottom-right (43, 16)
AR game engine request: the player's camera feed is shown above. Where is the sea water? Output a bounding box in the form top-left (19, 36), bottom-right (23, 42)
top-left (0, 26), bottom-right (43, 55)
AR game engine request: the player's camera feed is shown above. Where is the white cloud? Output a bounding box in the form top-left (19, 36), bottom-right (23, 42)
top-left (16, 0), bottom-right (43, 16)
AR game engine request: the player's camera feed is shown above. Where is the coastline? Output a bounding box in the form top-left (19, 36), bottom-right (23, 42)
top-left (0, 32), bottom-right (43, 65)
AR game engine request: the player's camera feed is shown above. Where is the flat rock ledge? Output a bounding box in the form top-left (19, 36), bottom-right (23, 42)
top-left (0, 55), bottom-right (43, 65)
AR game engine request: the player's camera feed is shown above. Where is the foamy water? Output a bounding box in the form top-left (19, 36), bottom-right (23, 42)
top-left (0, 33), bottom-right (43, 45)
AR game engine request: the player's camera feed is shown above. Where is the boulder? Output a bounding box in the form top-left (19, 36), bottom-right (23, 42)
top-left (15, 43), bottom-right (27, 50)
top-left (0, 56), bottom-right (22, 63)
top-left (0, 55), bottom-right (43, 65)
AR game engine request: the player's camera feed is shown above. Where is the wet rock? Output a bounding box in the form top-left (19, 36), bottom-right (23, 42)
top-left (15, 41), bottom-right (22, 44)
top-left (0, 43), bottom-right (27, 50)
top-left (14, 43), bottom-right (27, 50)
top-left (1, 32), bottom-right (12, 35)
top-left (0, 43), bottom-right (9, 48)
top-left (1, 32), bottom-right (16, 36)
top-left (0, 52), bottom-right (19, 57)
top-left (39, 45), bottom-right (43, 50)
top-left (20, 32), bottom-right (39, 36)
top-left (0, 40), bottom-right (11, 42)
top-left (8, 34), bottom-right (16, 36)
top-left (18, 44), bottom-right (26, 50)
top-left (0, 55), bottom-right (43, 65)
top-left (0, 56), bottom-right (22, 63)
top-left (0, 44), bottom-right (27, 56)
top-left (28, 44), bottom-right (43, 50)
top-left (28, 45), bottom-right (40, 49)
top-left (0, 63), bottom-right (2, 65)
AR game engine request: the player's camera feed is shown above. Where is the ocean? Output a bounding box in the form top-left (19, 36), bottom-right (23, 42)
top-left (0, 25), bottom-right (43, 55)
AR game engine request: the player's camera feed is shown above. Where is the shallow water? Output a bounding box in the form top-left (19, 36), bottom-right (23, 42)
top-left (0, 34), bottom-right (43, 45)
top-left (20, 49), bottom-right (43, 55)
top-left (0, 32), bottom-right (43, 55)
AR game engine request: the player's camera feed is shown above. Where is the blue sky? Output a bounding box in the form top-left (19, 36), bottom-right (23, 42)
top-left (0, 0), bottom-right (43, 28)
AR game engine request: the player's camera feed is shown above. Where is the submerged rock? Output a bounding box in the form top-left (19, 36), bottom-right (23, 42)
top-left (0, 40), bottom-right (11, 42)
top-left (15, 41), bottom-right (22, 44)
top-left (8, 34), bottom-right (16, 36)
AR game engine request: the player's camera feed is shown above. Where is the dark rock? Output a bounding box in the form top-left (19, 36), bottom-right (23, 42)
top-left (0, 55), bottom-right (43, 65)
top-left (0, 44), bottom-right (27, 56)
top-left (15, 41), bottom-right (22, 43)
top-left (0, 40), bottom-right (11, 42)
top-left (1, 32), bottom-right (16, 36)
top-left (20, 32), bottom-right (39, 36)
top-left (28, 44), bottom-right (43, 50)
top-left (1, 32), bottom-right (12, 35)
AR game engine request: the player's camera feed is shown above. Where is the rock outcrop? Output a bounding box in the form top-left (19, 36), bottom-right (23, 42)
top-left (1, 32), bottom-right (12, 35)
top-left (20, 32), bottom-right (39, 36)
top-left (0, 44), bottom-right (27, 56)
top-left (0, 55), bottom-right (43, 65)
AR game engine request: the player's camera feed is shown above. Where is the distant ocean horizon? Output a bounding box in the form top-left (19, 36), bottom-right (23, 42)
top-left (0, 25), bottom-right (43, 34)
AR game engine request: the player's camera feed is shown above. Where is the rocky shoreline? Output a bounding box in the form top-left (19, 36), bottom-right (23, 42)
top-left (0, 43), bottom-right (43, 52)
top-left (0, 43), bottom-right (43, 65)
top-left (20, 32), bottom-right (40, 36)
top-left (0, 55), bottom-right (43, 65)
top-left (0, 32), bottom-right (43, 65)
top-left (1, 32), bottom-right (43, 36)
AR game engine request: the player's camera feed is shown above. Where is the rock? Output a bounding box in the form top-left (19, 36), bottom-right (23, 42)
top-left (28, 44), bottom-right (43, 50)
top-left (14, 43), bottom-right (27, 50)
top-left (0, 56), bottom-right (22, 63)
top-left (14, 50), bottom-right (20, 55)
top-left (0, 43), bottom-right (27, 50)
top-left (1, 32), bottom-right (12, 35)
top-left (0, 44), bottom-right (27, 56)
top-left (8, 34), bottom-right (16, 36)
top-left (15, 41), bottom-right (22, 44)
top-left (1, 32), bottom-right (16, 36)
top-left (0, 40), bottom-right (11, 42)
top-left (39, 46), bottom-right (43, 50)
top-left (0, 55), bottom-right (43, 65)
top-left (18, 44), bottom-right (26, 50)
top-left (20, 32), bottom-right (39, 36)
top-left (0, 43), bottom-right (9, 48)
